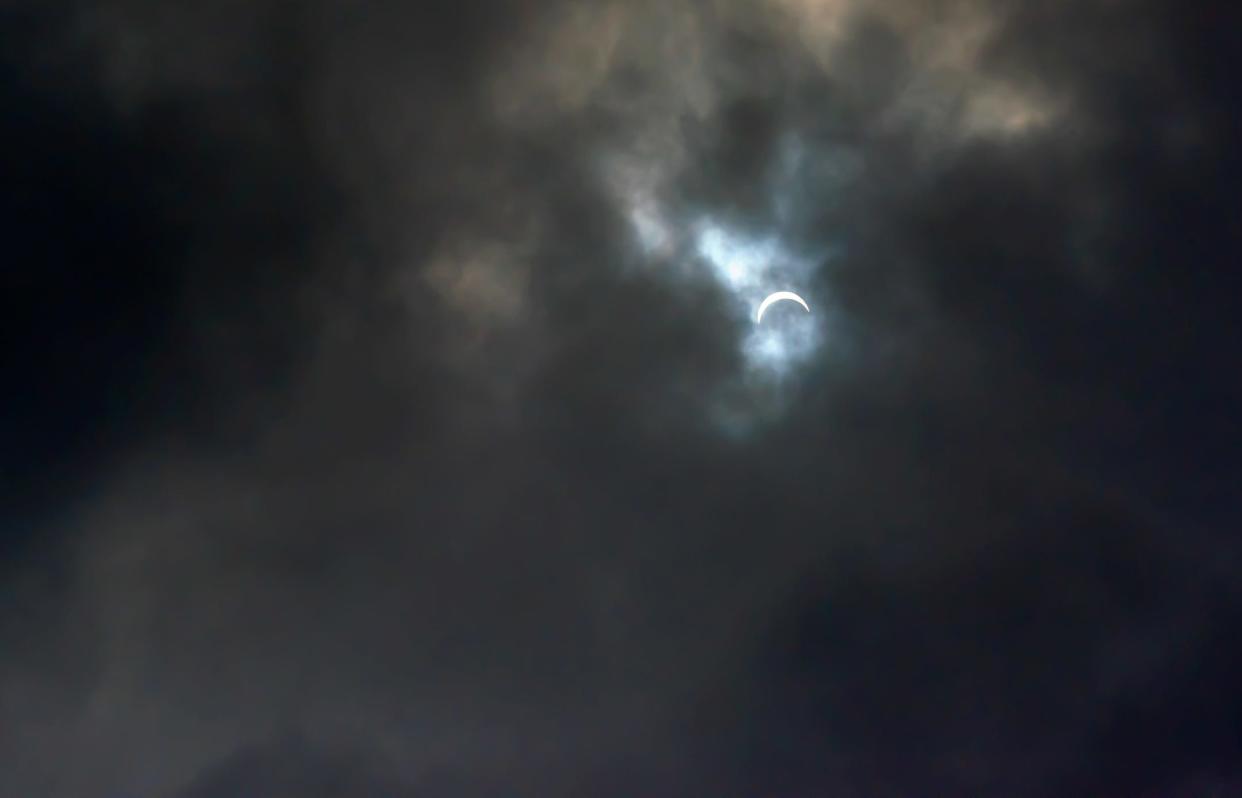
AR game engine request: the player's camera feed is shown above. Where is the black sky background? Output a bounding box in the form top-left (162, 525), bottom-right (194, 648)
top-left (2, 1), bottom-right (1241, 796)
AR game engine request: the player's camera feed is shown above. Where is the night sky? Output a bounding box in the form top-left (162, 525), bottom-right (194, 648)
top-left (3, 2), bottom-right (1241, 796)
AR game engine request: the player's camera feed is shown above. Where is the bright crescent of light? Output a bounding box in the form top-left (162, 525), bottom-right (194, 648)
top-left (756, 291), bottom-right (811, 324)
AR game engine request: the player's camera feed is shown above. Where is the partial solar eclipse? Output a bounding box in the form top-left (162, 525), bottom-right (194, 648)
top-left (756, 291), bottom-right (810, 324)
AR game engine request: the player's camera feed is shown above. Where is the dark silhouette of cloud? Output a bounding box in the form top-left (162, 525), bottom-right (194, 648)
top-left (2, 1), bottom-right (1240, 795)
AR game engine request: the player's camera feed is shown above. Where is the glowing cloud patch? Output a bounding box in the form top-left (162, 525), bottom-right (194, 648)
top-left (691, 221), bottom-right (824, 374)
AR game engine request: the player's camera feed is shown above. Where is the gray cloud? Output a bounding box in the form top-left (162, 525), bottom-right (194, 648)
top-left (2, 0), bottom-right (1240, 795)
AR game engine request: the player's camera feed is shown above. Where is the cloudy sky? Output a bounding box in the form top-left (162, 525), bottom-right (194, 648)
top-left (2, 1), bottom-right (1240, 795)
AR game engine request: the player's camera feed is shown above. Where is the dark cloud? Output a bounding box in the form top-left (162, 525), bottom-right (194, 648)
top-left (2, 0), bottom-right (1240, 795)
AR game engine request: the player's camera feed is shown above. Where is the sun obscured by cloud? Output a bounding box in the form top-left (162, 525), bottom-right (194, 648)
top-left (4, 0), bottom-right (1241, 796)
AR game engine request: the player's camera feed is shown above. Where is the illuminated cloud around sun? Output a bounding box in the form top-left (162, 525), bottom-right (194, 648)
top-left (692, 221), bottom-right (825, 375)
top-left (604, 133), bottom-right (844, 385)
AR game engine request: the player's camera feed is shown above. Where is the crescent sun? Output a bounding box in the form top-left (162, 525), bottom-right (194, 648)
top-left (756, 291), bottom-right (811, 324)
